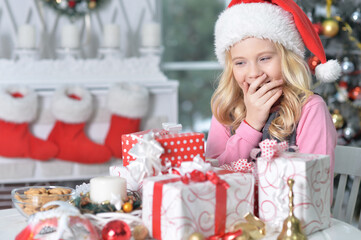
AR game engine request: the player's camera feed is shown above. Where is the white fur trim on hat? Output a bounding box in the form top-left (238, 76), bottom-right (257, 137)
top-left (215, 3), bottom-right (304, 66)
top-left (107, 83), bottom-right (149, 118)
top-left (315, 60), bottom-right (342, 83)
top-left (51, 86), bottom-right (93, 123)
top-left (0, 86), bottom-right (37, 123)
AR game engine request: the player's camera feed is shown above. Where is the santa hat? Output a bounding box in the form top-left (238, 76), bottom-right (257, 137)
top-left (215, 0), bottom-right (341, 83)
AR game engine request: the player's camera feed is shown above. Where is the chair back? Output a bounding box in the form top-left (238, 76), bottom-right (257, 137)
top-left (333, 145), bottom-right (361, 229)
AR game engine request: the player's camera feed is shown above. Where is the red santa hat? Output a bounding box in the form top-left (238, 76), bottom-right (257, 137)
top-left (215, 0), bottom-right (341, 82)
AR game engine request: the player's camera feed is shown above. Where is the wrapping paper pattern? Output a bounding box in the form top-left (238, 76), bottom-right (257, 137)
top-left (221, 159), bottom-right (254, 173)
top-left (142, 172), bottom-right (254, 240)
top-left (257, 152), bottom-right (331, 235)
top-left (122, 130), bottom-right (205, 166)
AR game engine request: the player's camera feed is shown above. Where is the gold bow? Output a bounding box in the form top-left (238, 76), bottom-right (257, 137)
top-left (230, 213), bottom-right (266, 240)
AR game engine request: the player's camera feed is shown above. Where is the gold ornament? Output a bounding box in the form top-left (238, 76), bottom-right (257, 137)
top-left (133, 225), bottom-right (149, 240)
top-left (188, 232), bottom-right (205, 240)
top-left (230, 212), bottom-right (266, 240)
top-left (89, 1), bottom-right (96, 9)
top-left (122, 202), bottom-right (133, 213)
top-left (335, 16), bottom-right (361, 51)
top-left (277, 179), bottom-right (307, 240)
top-left (322, 18), bottom-right (339, 37)
top-left (332, 109), bottom-right (344, 129)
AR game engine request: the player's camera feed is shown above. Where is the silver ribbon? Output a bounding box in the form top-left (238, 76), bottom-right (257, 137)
top-left (162, 122), bottom-right (182, 134)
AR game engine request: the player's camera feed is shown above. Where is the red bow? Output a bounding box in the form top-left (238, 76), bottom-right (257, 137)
top-left (178, 170), bottom-right (230, 189)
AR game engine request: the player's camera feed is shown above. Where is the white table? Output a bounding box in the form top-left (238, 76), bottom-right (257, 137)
top-left (1, 208), bottom-right (361, 239)
top-left (0, 209), bottom-right (27, 239)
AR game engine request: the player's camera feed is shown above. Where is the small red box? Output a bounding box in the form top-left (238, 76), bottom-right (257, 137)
top-left (121, 130), bottom-right (205, 166)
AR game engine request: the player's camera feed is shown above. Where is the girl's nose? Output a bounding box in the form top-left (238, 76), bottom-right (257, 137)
top-left (248, 63), bottom-right (262, 79)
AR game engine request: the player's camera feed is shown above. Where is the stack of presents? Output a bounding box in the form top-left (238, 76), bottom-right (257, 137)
top-left (109, 123), bottom-right (332, 239)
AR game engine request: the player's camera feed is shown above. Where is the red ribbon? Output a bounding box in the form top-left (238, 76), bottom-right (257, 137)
top-left (152, 177), bottom-right (180, 239)
top-left (207, 228), bottom-right (243, 240)
top-left (180, 170), bottom-right (230, 189)
top-left (152, 170), bottom-right (230, 239)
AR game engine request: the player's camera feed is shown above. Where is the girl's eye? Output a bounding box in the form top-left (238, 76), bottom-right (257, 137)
top-left (260, 57), bottom-right (271, 61)
top-left (235, 61), bottom-right (245, 66)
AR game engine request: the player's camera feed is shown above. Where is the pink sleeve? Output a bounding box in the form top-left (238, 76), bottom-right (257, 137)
top-left (205, 116), bottom-right (262, 165)
top-left (296, 95), bottom-right (337, 197)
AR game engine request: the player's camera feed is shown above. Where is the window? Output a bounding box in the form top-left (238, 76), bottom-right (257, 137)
top-left (161, 0), bottom-right (227, 135)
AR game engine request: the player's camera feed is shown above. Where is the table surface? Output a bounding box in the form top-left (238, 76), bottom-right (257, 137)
top-left (1, 208), bottom-right (361, 240)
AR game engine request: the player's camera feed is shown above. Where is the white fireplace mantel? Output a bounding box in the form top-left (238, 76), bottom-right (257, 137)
top-left (0, 56), bottom-right (167, 85)
top-left (0, 58), bottom-right (178, 185)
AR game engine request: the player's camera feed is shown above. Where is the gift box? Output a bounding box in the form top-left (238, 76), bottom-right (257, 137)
top-left (257, 149), bottom-right (331, 235)
top-left (142, 171), bottom-right (254, 239)
top-left (109, 163), bottom-right (146, 192)
top-left (122, 129), bottom-right (205, 166)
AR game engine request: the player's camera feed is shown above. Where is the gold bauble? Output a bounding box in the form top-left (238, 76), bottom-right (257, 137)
top-left (188, 232), bottom-right (205, 240)
top-left (89, 1), bottom-right (96, 9)
top-left (122, 202), bottom-right (133, 213)
top-left (322, 19), bottom-right (339, 37)
top-left (133, 225), bottom-right (149, 240)
top-left (332, 110), bottom-right (344, 129)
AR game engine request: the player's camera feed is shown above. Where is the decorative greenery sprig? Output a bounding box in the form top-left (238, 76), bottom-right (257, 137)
top-left (41, 0), bottom-right (110, 19)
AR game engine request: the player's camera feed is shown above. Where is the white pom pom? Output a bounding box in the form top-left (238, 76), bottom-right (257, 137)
top-left (315, 59), bottom-right (341, 83)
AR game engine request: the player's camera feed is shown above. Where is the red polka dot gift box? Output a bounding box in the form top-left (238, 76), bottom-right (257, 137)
top-left (121, 129), bottom-right (205, 167)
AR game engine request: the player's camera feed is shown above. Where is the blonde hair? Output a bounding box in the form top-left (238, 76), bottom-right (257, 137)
top-left (211, 42), bottom-right (313, 141)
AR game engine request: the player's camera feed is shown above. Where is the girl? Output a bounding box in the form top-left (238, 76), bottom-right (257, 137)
top-left (206, 0), bottom-right (340, 189)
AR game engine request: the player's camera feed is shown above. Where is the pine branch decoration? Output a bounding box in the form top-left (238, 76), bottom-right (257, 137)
top-left (42, 0), bottom-right (110, 19)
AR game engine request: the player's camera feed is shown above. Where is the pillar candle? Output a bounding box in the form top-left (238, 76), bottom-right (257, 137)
top-left (61, 24), bottom-right (80, 49)
top-left (18, 24), bottom-right (36, 49)
top-left (103, 24), bottom-right (120, 48)
top-left (90, 176), bottom-right (127, 204)
top-left (141, 21), bottom-right (161, 47)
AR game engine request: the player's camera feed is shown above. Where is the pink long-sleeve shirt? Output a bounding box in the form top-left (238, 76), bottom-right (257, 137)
top-left (206, 94), bottom-right (337, 196)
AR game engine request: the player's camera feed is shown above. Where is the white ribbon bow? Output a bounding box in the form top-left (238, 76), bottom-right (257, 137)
top-left (128, 132), bottom-right (164, 177)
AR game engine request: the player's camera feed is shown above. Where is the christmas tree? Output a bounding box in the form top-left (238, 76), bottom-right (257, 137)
top-left (298, 0), bottom-right (361, 146)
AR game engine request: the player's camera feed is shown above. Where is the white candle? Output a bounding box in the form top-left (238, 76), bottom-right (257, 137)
top-left (18, 24), bottom-right (36, 49)
top-left (90, 176), bottom-right (127, 204)
top-left (61, 24), bottom-right (80, 49)
top-left (103, 24), bottom-right (120, 48)
top-left (141, 21), bottom-right (161, 47)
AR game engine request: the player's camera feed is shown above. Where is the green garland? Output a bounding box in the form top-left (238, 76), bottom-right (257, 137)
top-left (72, 192), bottom-right (142, 215)
top-left (42, 0), bottom-right (109, 18)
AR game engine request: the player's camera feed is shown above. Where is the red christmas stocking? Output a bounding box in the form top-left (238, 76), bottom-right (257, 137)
top-left (0, 86), bottom-right (58, 160)
top-left (47, 86), bottom-right (112, 164)
top-left (105, 83), bottom-right (149, 158)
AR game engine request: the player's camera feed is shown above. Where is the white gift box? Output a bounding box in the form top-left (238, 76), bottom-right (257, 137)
top-left (142, 172), bottom-right (254, 239)
top-left (257, 152), bottom-right (331, 235)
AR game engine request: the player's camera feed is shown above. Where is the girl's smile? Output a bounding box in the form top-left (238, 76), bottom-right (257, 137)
top-left (230, 37), bottom-right (284, 89)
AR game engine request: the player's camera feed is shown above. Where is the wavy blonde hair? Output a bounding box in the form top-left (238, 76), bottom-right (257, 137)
top-left (211, 42), bottom-right (313, 141)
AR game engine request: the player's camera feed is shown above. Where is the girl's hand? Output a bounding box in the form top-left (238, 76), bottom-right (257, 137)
top-left (240, 73), bottom-right (283, 131)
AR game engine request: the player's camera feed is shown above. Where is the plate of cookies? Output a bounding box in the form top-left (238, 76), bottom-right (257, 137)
top-left (11, 186), bottom-right (74, 218)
